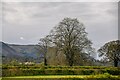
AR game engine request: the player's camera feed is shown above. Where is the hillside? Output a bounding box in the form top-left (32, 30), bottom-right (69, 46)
top-left (0, 42), bottom-right (43, 64)
top-left (9, 44), bottom-right (43, 63)
top-left (1, 42), bottom-right (25, 64)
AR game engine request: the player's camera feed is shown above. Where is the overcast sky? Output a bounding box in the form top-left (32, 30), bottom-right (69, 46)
top-left (2, 2), bottom-right (118, 50)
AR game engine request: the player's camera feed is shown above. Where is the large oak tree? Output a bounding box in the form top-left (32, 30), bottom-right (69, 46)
top-left (49, 18), bottom-right (93, 66)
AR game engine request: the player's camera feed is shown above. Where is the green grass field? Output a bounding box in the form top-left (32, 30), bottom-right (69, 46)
top-left (2, 75), bottom-right (120, 80)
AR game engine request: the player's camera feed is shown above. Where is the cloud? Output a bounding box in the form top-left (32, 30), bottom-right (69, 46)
top-left (20, 37), bottom-right (24, 40)
top-left (2, 0), bottom-right (119, 2)
top-left (3, 2), bottom-right (37, 25)
top-left (0, 2), bottom-right (2, 41)
top-left (2, 2), bottom-right (118, 50)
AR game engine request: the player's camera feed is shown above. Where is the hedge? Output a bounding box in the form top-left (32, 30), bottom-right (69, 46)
top-left (2, 68), bottom-right (120, 77)
top-left (2, 65), bottom-right (120, 70)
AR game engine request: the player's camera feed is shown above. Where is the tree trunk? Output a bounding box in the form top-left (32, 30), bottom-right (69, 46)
top-left (67, 52), bottom-right (74, 66)
top-left (44, 58), bottom-right (47, 66)
top-left (69, 59), bottom-right (73, 66)
top-left (114, 59), bottom-right (118, 67)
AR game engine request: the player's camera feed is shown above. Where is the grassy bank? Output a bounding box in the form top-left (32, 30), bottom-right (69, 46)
top-left (2, 74), bottom-right (120, 80)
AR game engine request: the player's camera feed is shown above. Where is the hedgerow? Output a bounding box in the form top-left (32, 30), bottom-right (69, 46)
top-left (2, 66), bottom-right (120, 77)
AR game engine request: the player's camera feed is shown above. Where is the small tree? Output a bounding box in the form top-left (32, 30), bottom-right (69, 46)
top-left (38, 36), bottom-right (50, 66)
top-left (98, 40), bottom-right (120, 67)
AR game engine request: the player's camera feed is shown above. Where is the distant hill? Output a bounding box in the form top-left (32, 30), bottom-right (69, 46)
top-left (1, 42), bottom-right (25, 64)
top-left (9, 44), bottom-right (43, 63)
top-left (9, 44), bottom-right (40, 59)
top-left (0, 42), bottom-right (43, 64)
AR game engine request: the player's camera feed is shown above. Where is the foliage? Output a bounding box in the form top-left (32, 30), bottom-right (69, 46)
top-left (2, 66), bottom-right (120, 77)
top-left (98, 40), bottom-right (120, 67)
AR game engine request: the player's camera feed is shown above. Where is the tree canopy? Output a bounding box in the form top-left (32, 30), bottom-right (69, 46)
top-left (98, 40), bottom-right (120, 67)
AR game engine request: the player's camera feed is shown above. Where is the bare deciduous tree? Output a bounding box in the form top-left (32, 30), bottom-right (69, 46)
top-left (38, 36), bottom-right (50, 66)
top-left (49, 18), bottom-right (93, 66)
